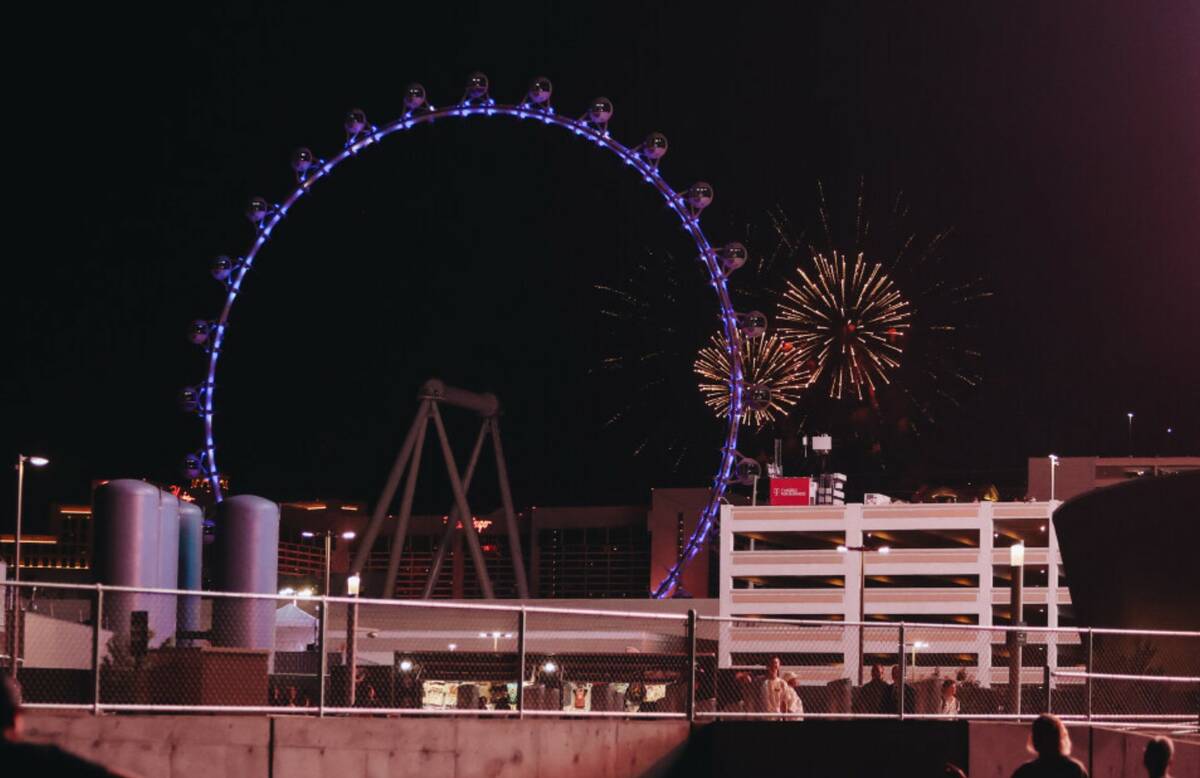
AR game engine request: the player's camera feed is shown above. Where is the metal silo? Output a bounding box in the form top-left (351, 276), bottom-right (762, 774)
top-left (92, 480), bottom-right (178, 650)
top-left (155, 491), bottom-right (180, 640)
top-left (212, 495), bottom-right (279, 651)
top-left (176, 500), bottom-right (204, 644)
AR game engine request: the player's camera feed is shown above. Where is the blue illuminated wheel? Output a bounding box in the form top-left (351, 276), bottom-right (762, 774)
top-left (183, 74), bottom-right (750, 598)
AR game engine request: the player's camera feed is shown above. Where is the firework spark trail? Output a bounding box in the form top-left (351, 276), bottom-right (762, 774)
top-left (695, 331), bottom-right (809, 429)
top-left (778, 250), bottom-right (913, 401)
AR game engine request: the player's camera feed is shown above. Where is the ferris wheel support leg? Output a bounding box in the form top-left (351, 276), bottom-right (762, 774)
top-left (490, 417), bottom-right (530, 598)
top-left (381, 408), bottom-right (431, 598)
top-left (430, 402), bottom-right (495, 599)
top-left (350, 401), bottom-right (429, 578)
top-left (421, 420), bottom-right (490, 599)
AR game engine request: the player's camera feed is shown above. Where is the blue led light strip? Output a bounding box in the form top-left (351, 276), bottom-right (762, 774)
top-left (191, 80), bottom-right (745, 598)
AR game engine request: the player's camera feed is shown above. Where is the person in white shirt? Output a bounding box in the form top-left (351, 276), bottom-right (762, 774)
top-left (762, 657), bottom-right (802, 717)
top-left (783, 672), bottom-right (805, 719)
top-left (939, 679), bottom-right (961, 717)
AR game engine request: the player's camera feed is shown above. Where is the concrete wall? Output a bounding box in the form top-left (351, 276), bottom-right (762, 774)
top-left (274, 717), bottom-right (687, 778)
top-left (22, 713), bottom-right (1199, 778)
top-left (1090, 727), bottom-right (1200, 778)
top-left (23, 713), bottom-right (270, 778)
top-left (968, 721), bottom-right (1092, 778)
top-left (969, 721), bottom-right (1199, 778)
top-left (24, 713), bottom-right (687, 778)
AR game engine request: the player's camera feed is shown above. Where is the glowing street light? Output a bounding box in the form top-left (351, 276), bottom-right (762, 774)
top-left (302, 529), bottom-right (358, 596)
top-left (1048, 454), bottom-right (1059, 501)
top-left (904, 641), bottom-right (931, 679)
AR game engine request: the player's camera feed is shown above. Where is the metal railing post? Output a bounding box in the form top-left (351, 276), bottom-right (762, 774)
top-left (92, 584), bottom-right (103, 714)
top-left (686, 610), bottom-right (697, 722)
top-left (1043, 664), bottom-right (1052, 713)
top-left (1085, 628), bottom-right (1093, 722)
top-left (516, 607), bottom-right (527, 719)
top-left (317, 595), bottom-right (328, 716)
top-left (897, 622), bottom-right (906, 720)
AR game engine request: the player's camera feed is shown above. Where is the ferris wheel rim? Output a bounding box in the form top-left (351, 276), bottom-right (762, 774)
top-left (187, 83), bottom-right (747, 599)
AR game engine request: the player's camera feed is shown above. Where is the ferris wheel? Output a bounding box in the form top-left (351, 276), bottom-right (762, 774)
top-left (181, 73), bottom-right (758, 598)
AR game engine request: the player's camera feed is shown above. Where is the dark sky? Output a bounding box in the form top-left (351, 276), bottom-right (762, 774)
top-left (5, 2), bottom-right (1198, 532)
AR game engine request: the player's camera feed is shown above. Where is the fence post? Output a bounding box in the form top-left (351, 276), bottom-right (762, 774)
top-left (317, 595), bottom-right (328, 716)
top-left (516, 607), bottom-right (527, 720)
top-left (897, 622), bottom-right (906, 720)
top-left (1085, 628), bottom-right (1093, 722)
top-left (92, 584), bottom-right (103, 714)
top-left (686, 610), bottom-right (697, 722)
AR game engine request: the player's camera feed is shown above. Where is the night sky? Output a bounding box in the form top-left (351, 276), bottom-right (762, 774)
top-left (5, 2), bottom-right (1198, 533)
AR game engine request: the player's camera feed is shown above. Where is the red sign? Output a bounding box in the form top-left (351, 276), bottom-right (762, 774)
top-left (769, 477), bottom-right (812, 505)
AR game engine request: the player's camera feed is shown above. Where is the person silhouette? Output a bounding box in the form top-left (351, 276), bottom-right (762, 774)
top-left (855, 663), bottom-right (889, 713)
top-left (1143, 736), bottom-right (1174, 778)
top-left (1, 676), bottom-right (139, 777)
top-left (883, 664), bottom-right (915, 714)
top-left (1011, 714), bottom-right (1088, 778)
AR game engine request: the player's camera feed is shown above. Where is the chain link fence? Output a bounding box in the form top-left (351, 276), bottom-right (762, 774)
top-left (3, 581), bottom-right (1196, 727)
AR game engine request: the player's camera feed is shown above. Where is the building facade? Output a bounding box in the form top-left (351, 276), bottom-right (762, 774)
top-left (718, 500), bottom-right (1069, 686)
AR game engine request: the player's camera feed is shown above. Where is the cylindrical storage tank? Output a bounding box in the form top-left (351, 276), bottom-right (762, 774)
top-left (212, 495), bottom-right (279, 652)
top-left (155, 492), bottom-right (180, 641)
top-left (92, 480), bottom-right (177, 649)
top-left (176, 501), bottom-right (204, 645)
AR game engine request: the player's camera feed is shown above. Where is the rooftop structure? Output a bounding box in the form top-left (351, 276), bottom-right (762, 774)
top-left (1027, 456), bottom-right (1200, 502)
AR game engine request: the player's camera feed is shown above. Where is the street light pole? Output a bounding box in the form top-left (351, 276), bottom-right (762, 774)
top-left (1048, 454), bottom-right (1059, 501)
top-left (839, 541), bottom-right (890, 685)
top-left (1127, 412), bottom-right (1134, 457)
top-left (9, 454), bottom-right (48, 678)
top-left (323, 533), bottom-right (332, 597)
top-left (1008, 542), bottom-right (1025, 718)
top-left (346, 573), bottom-right (360, 707)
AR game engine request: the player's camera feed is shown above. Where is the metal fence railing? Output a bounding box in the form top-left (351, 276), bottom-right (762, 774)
top-left (3, 580), bottom-right (1197, 729)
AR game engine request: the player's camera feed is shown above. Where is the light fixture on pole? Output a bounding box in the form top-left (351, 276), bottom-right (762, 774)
top-left (302, 529), bottom-right (357, 597)
top-left (477, 630), bottom-right (514, 652)
top-left (12, 455), bottom-right (49, 586)
top-left (1127, 412), bottom-right (1134, 457)
top-left (1007, 542), bottom-right (1025, 717)
top-left (345, 573), bottom-right (361, 706)
top-left (9, 454), bottom-right (48, 679)
top-left (838, 541), bottom-right (891, 685)
top-left (1048, 455), bottom-right (1059, 501)
top-left (904, 641), bottom-right (930, 680)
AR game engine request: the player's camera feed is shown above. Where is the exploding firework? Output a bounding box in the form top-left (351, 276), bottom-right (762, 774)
top-left (777, 250), bottom-right (913, 401)
top-left (592, 247), bottom-right (716, 474)
top-left (695, 331), bottom-right (810, 428)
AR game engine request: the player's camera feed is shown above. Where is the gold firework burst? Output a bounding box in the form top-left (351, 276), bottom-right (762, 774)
top-left (778, 250), bottom-right (912, 400)
top-left (695, 331), bottom-right (810, 428)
